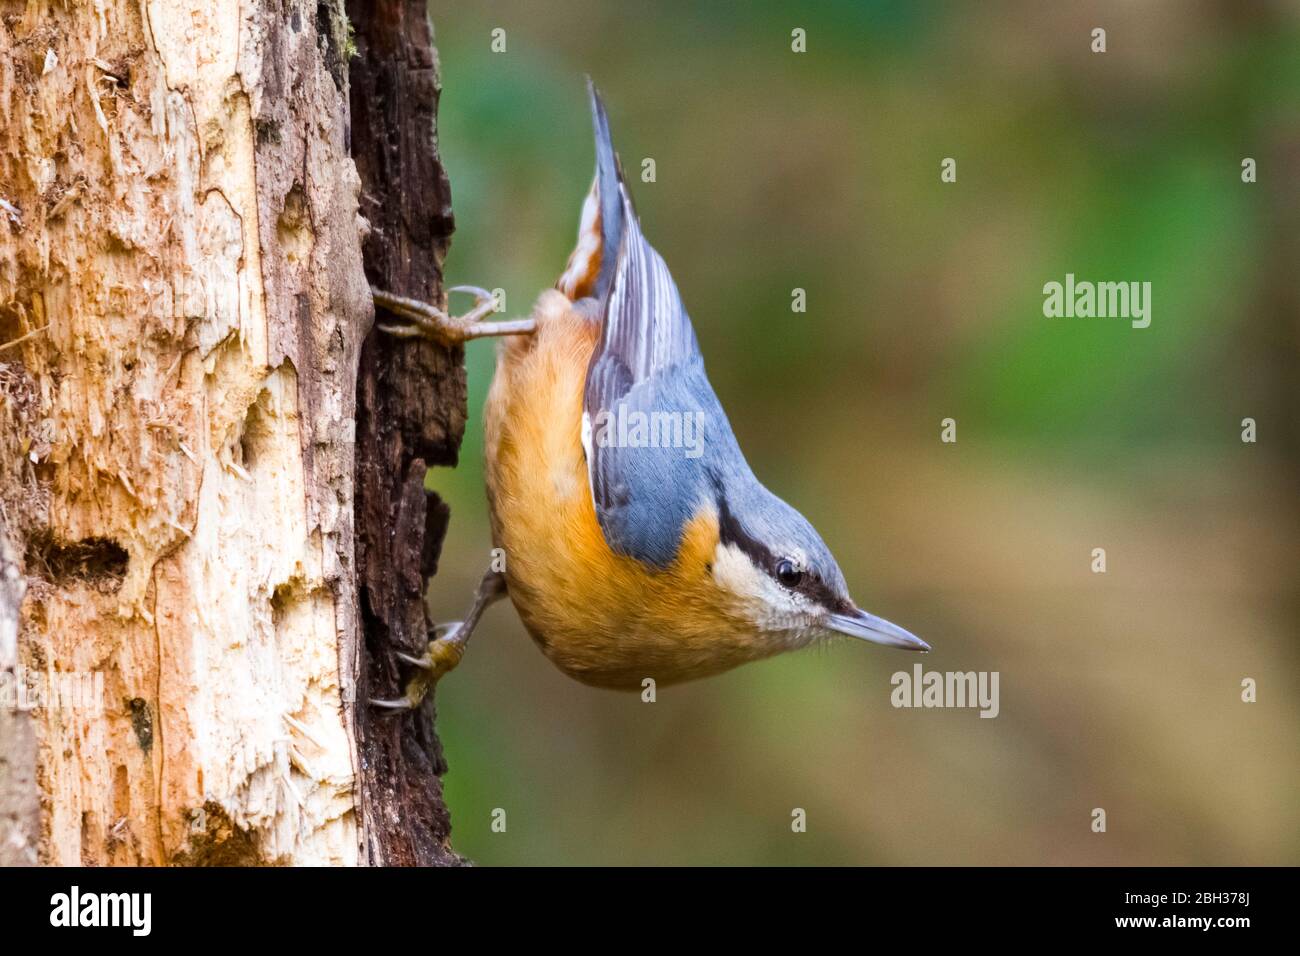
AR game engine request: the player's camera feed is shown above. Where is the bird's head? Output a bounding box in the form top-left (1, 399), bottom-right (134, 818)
top-left (706, 481), bottom-right (930, 653)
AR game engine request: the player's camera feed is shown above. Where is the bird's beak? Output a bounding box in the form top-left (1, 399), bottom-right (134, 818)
top-left (826, 607), bottom-right (930, 652)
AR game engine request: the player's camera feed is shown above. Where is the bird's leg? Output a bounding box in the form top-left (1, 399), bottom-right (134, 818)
top-left (372, 285), bottom-right (536, 345)
top-left (371, 568), bottom-right (509, 711)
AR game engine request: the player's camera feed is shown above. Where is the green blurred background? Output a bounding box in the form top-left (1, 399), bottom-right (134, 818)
top-left (422, 0), bottom-right (1298, 865)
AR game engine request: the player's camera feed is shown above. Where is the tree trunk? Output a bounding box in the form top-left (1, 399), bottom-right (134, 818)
top-left (0, 0), bottom-right (462, 865)
top-left (346, 0), bottom-right (465, 867)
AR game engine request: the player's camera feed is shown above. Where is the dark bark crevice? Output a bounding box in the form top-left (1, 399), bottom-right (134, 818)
top-left (347, 0), bottom-right (466, 867)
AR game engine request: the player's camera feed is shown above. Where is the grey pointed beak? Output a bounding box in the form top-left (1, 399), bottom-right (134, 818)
top-left (826, 608), bottom-right (930, 652)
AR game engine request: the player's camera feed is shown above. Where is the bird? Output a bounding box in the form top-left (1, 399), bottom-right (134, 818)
top-left (370, 81), bottom-right (928, 708)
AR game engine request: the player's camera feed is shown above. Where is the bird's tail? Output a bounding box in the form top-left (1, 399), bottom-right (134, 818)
top-left (587, 79), bottom-right (626, 301)
top-left (557, 78), bottom-right (628, 302)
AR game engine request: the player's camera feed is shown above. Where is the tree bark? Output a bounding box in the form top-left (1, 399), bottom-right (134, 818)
top-left (346, 0), bottom-right (465, 867)
top-left (0, 0), bottom-right (463, 865)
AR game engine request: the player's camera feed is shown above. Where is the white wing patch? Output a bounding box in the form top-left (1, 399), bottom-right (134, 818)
top-left (580, 410), bottom-right (598, 511)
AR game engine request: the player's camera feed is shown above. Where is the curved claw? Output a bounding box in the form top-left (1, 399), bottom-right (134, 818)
top-left (447, 285), bottom-right (501, 327)
top-left (432, 620), bottom-right (465, 642)
top-left (370, 696), bottom-right (419, 711)
top-left (447, 284), bottom-right (494, 303)
top-left (377, 323), bottom-right (422, 339)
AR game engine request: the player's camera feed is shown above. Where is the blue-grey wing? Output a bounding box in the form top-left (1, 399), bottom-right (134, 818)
top-left (578, 83), bottom-right (717, 567)
top-left (585, 361), bottom-right (732, 567)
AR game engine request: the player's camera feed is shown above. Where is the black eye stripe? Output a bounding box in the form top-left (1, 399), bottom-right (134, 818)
top-left (716, 490), bottom-right (777, 571)
top-left (778, 560), bottom-right (848, 613)
top-left (715, 486), bottom-right (851, 613)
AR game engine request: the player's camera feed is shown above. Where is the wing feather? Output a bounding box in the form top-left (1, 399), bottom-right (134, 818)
top-left (579, 84), bottom-right (713, 567)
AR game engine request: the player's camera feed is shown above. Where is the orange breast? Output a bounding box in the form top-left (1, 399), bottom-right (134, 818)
top-left (482, 291), bottom-right (769, 689)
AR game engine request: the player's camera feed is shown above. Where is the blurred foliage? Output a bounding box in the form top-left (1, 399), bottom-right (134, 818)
top-left (423, 0), bottom-right (1299, 865)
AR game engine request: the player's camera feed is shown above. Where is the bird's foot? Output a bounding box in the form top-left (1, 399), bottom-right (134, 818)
top-left (370, 622), bottom-right (468, 712)
top-left (372, 285), bottom-right (535, 346)
top-left (370, 568), bottom-right (507, 712)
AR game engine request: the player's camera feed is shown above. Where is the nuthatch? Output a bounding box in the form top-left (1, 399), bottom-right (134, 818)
top-left (372, 82), bottom-right (927, 708)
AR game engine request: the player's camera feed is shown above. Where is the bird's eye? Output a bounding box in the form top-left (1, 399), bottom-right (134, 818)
top-left (775, 558), bottom-right (804, 588)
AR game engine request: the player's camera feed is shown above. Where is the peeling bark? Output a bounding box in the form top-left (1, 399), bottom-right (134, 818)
top-left (0, 0), bottom-right (373, 864)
